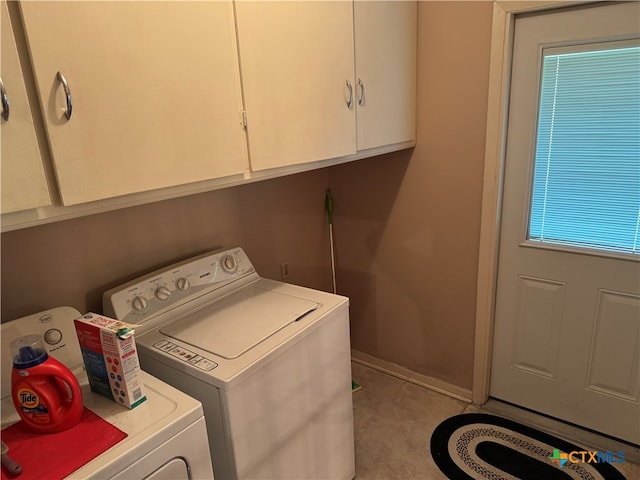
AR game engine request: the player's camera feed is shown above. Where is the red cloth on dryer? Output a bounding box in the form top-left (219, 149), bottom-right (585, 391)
top-left (1, 407), bottom-right (127, 480)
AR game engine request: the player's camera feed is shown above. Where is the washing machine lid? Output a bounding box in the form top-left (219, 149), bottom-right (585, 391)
top-left (160, 285), bottom-right (318, 360)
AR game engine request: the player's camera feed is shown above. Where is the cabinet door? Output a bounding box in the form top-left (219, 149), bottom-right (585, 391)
top-left (354, 1), bottom-right (417, 150)
top-left (1, 1), bottom-right (50, 213)
top-left (235, 1), bottom-right (356, 171)
top-left (20, 1), bottom-right (247, 206)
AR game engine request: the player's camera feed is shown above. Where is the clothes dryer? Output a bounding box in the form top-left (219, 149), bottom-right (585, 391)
top-left (1, 306), bottom-right (213, 479)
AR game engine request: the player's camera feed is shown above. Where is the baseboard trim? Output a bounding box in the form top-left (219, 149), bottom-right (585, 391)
top-left (351, 350), bottom-right (472, 403)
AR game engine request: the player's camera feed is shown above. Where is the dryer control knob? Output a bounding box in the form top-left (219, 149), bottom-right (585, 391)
top-left (176, 277), bottom-right (190, 291)
top-left (44, 328), bottom-right (63, 345)
top-left (155, 286), bottom-right (171, 301)
top-left (132, 295), bottom-right (149, 312)
top-left (221, 255), bottom-right (237, 274)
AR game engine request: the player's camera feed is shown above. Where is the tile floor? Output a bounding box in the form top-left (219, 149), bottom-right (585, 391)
top-left (351, 361), bottom-right (640, 479)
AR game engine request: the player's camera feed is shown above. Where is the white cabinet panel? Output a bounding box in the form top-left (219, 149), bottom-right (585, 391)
top-left (20, 1), bottom-right (247, 206)
top-left (354, 1), bottom-right (417, 150)
top-left (235, 1), bottom-right (356, 171)
top-left (235, 0), bottom-right (416, 172)
top-left (1, 0), bottom-right (50, 214)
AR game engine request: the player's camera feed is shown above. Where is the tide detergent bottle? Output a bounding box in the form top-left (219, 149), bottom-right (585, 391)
top-left (11, 334), bottom-right (83, 432)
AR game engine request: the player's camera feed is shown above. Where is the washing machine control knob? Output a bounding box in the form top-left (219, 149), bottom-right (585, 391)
top-left (155, 286), bottom-right (171, 301)
top-left (132, 295), bottom-right (149, 312)
top-left (176, 277), bottom-right (190, 291)
top-left (221, 255), bottom-right (237, 274)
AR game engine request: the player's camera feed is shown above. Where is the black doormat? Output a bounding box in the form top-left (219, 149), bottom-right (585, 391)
top-left (430, 413), bottom-right (628, 479)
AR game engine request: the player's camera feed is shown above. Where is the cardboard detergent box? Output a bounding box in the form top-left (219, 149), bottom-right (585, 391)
top-left (74, 313), bottom-right (147, 409)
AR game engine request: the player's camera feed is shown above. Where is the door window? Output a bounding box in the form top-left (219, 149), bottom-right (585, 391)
top-left (528, 42), bottom-right (640, 255)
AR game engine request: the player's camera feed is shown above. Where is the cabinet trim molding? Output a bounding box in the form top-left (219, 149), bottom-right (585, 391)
top-left (1, 140), bottom-right (415, 232)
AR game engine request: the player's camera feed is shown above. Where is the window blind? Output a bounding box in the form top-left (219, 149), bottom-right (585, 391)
top-left (529, 45), bottom-right (640, 255)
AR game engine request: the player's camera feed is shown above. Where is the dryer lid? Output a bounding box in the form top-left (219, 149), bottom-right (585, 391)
top-left (160, 285), bottom-right (318, 359)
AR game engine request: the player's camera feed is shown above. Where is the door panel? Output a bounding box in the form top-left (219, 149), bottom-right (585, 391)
top-left (512, 276), bottom-right (565, 378)
top-left (586, 290), bottom-right (639, 402)
top-left (490, 1), bottom-right (640, 444)
top-left (143, 458), bottom-right (189, 480)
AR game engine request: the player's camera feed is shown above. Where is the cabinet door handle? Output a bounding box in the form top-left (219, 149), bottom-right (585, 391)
top-left (357, 78), bottom-right (365, 106)
top-left (346, 80), bottom-right (353, 109)
top-left (0, 78), bottom-right (9, 121)
top-left (57, 71), bottom-right (73, 120)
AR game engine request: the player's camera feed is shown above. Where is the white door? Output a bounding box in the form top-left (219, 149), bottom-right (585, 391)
top-left (490, 2), bottom-right (640, 444)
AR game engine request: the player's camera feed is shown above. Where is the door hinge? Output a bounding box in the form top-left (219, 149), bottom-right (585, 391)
top-left (240, 110), bottom-right (247, 129)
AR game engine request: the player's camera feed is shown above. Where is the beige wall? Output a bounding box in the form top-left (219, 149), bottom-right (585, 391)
top-left (1, 170), bottom-right (334, 320)
top-left (330, 2), bottom-right (493, 390)
top-left (1, 1), bottom-right (494, 392)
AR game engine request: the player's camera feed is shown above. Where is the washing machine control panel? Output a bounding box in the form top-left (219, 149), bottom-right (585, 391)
top-left (153, 340), bottom-right (218, 371)
top-left (104, 247), bottom-right (258, 328)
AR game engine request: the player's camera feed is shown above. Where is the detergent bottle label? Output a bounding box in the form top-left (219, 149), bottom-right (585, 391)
top-left (16, 386), bottom-right (50, 424)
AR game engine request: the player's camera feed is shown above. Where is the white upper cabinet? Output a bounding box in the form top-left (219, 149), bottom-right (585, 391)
top-left (235, 1), bottom-right (417, 172)
top-left (1, 0), bottom-right (50, 214)
top-left (354, 1), bottom-right (417, 150)
top-left (20, 1), bottom-right (248, 206)
top-left (1, 1), bottom-right (417, 230)
top-left (235, 1), bottom-right (357, 171)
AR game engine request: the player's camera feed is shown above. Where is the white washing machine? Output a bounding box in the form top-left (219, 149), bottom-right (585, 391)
top-left (1, 306), bottom-right (214, 479)
top-left (103, 247), bottom-right (355, 480)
